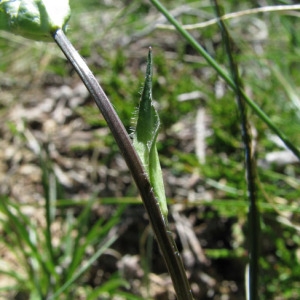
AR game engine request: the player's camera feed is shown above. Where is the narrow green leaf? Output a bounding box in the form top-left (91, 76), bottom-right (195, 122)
top-left (49, 234), bottom-right (118, 299)
top-left (87, 276), bottom-right (129, 300)
top-left (133, 48), bottom-right (168, 219)
top-left (0, 0), bottom-right (70, 41)
top-left (150, 0), bottom-right (300, 160)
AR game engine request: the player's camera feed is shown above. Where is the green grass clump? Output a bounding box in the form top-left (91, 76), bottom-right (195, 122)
top-left (0, 0), bottom-right (299, 299)
top-left (0, 151), bottom-right (125, 298)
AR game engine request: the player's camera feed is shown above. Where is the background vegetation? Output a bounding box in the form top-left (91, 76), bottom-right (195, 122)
top-left (0, 0), bottom-right (299, 299)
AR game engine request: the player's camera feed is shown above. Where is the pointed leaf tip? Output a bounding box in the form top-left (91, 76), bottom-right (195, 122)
top-left (133, 49), bottom-right (168, 219)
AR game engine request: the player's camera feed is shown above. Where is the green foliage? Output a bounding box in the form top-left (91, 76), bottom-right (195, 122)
top-left (0, 0), bottom-right (300, 299)
top-left (132, 49), bottom-right (168, 219)
top-left (0, 0), bottom-right (70, 41)
top-left (0, 151), bottom-right (125, 299)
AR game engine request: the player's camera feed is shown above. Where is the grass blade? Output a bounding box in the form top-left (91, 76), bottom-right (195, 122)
top-left (212, 2), bottom-right (260, 299)
top-left (150, 0), bottom-right (300, 159)
top-left (49, 233), bottom-right (118, 299)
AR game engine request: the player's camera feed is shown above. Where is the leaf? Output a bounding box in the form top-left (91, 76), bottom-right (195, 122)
top-left (0, 0), bottom-right (70, 41)
top-left (133, 48), bottom-right (168, 219)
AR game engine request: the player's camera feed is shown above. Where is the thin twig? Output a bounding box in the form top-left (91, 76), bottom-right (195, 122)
top-left (52, 29), bottom-right (193, 300)
top-left (157, 4), bottom-right (300, 30)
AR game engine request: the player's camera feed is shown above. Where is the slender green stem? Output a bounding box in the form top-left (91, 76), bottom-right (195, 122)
top-left (150, 0), bottom-right (300, 160)
top-left (41, 157), bottom-right (57, 283)
top-left (213, 2), bottom-right (260, 299)
top-left (52, 29), bottom-right (193, 300)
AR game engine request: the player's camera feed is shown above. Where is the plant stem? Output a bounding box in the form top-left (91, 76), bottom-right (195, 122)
top-left (150, 0), bottom-right (300, 160)
top-left (52, 29), bottom-right (193, 300)
top-left (213, 2), bottom-right (260, 299)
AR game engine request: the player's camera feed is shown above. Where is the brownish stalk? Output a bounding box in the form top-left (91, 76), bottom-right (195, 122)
top-left (52, 29), bottom-right (193, 300)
